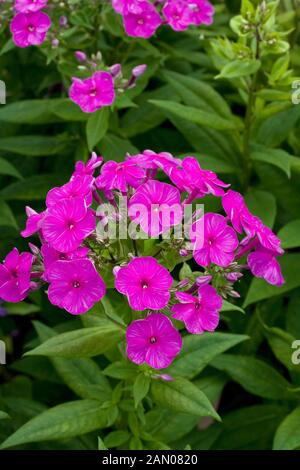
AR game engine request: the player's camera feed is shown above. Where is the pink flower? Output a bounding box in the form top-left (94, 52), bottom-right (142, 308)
top-left (0, 248), bottom-right (33, 302)
top-left (47, 259), bottom-right (106, 315)
top-left (21, 206), bottom-right (45, 238)
top-left (191, 213), bottom-right (239, 268)
top-left (163, 0), bottom-right (192, 31)
top-left (46, 175), bottom-right (94, 208)
top-left (126, 313), bottom-right (182, 369)
top-left (42, 198), bottom-right (95, 253)
top-left (112, 0), bottom-right (127, 14)
top-left (115, 257), bottom-right (173, 311)
top-left (14, 0), bottom-right (48, 13)
top-left (73, 152), bottom-right (103, 177)
top-left (10, 12), bottom-right (51, 48)
top-left (128, 180), bottom-right (183, 237)
top-left (122, 0), bottom-right (162, 38)
top-left (248, 248), bottom-right (284, 287)
top-left (222, 190), bottom-right (283, 255)
top-left (171, 285), bottom-right (222, 334)
top-left (96, 160), bottom-right (146, 193)
top-left (41, 244), bottom-right (89, 280)
top-left (170, 157), bottom-right (229, 199)
top-left (69, 72), bottom-right (115, 113)
top-left (187, 0), bottom-right (215, 26)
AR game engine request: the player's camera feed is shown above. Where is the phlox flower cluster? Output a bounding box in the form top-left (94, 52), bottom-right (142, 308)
top-left (112, 0), bottom-right (215, 38)
top-left (0, 150), bottom-right (285, 371)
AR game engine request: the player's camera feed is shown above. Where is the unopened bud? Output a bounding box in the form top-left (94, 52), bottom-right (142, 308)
top-left (196, 275), bottom-right (212, 286)
top-left (132, 64), bottom-right (147, 78)
top-left (75, 51), bottom-right (87, 63)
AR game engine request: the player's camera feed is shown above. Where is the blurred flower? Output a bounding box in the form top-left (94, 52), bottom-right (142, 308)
top-left (10, 11), bottom-right (51, 48)
top-left (14, 0), bottom-right (48, 13)
top-left (122, 0), bottom-right (162, 38)
top-left (126, 313), bottom-right (182, 369)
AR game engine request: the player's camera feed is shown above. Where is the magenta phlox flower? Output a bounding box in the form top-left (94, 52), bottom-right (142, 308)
top-left (171, 284), bottom-right (222, 334)
top-left (42, 198), bottom-right (95, 253)
top-left (73, 152), bottom-right (103, 177)
top-left (0, 248), bottom-right (33, 302)
top-left (128, 180), bottom-right (183, 236)
top-left (21, 206), bottom-right (46, 238)
top-left (96, 160), bottom-right (146, 193)
top-left (191, 213), bottom-right (239, 268)
top-left (15, 0), bottom-right (48, 13)
top-left (47, 259), bottom-right (106, 315)
top-left (41, 244), bottom-right (89, 281)
top-left (170, 157), bottom-right (229, 199)
top-left (247, 247), bottom-right (284, 286)
top-left (122, 0), bottom-right (162, 38)
top-left (115, 256), bottom-right (173, 310)
top-left (46, 175), bottom-right (94, 208)
top-left (69, 71), bottom-right (115, 113)
top-left (126, 313), bottom-right (182, 369)
top-left (10, 11), bottom-right (51, 47)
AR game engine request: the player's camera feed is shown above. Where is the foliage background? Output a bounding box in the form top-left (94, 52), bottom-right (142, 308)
top-left (1, 0), bottom-right (300, 451)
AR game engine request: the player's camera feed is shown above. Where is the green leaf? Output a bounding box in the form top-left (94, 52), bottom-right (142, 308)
top-left (245, 189), bottom-right (276, 228)
top-left (86, 108), bottom-right (109, 151)
top-left (163, 70), bottom-right (233, 119)
top-left (51, 99), bottom-right (88, 121)
top-left (133, 374), bottom-right (151, 408)
top-left (99, 134), bottom-right (138, 161)
top-left (256, 106), bottom-right (300, 147)
top-left (0, 400), bottom-right (115, 449)
top-left (278, 219), bottom-right (300, 249)
top-left (149, 100), bottom-right (239, 131)
top-left (5, 302), bottom-right (40, 315)
top-left (216, 59), bottom-right (261, 79)
top-left (262, 325), bottom-right (297, 371)
top-left (32, 321), bottom-right (112, 400)
top-left (0, 136), bottom-right (68, 156)
top-left (273, 406), bottom-right (300, 450)
top-left (0, 200), bottom-right (18, 229)
top-left (244, 254), bottom-right (300, 307)
top-left (103, 361), bottom-right (138, 380)
top-left (151, 378), bottom-right (220, 421)
top-left (98, 436), bottom-right (108, 450)
top-left (0, 157), bottom-right (22, 179)
top-left (211, 354), bottom-right (292, 399)
top-left (104, 430), bottom-right (130, 448)
top-left (213, 405), bottom-right (287, 450)
top-left (0, 411), bottom-right (10, 420)
top-left (221, 300), bottom-right (245, 314)
top-left (167, 332), bottom-right (248, 379)
top-left (251, 148), bottom-right (292, 178)
top-left (26, 323), bottom-right (125, 358)
top-left (0, 174), bottom-right (66, 200)
top-left (0, 100), bottom-right (59, 124)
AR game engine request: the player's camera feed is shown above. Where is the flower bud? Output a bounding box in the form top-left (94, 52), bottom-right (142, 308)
top-left (196, 275), bottom-right (212, 286)
top-left (132, 64), bottom-right (147, 78)
top-left (110, 63), bottom-right (122, 78)
top-left (75, 51), bottom-right (87, 63)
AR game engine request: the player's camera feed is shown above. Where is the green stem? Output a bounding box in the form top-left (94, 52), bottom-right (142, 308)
top-left (242, 26), bottom-right (261, 189)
